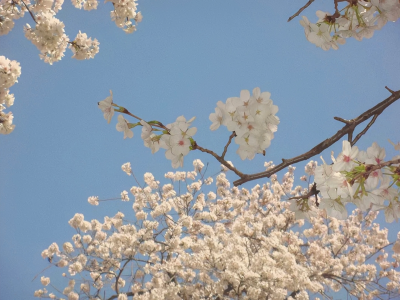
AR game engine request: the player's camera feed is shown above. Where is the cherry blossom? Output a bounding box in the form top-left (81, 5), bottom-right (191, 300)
top-left (332, 140), bottom-right (359, 172)
top-left (116, 114), bottom-right (133, 139)
top-left (98, 90), bottom-right (114, 123)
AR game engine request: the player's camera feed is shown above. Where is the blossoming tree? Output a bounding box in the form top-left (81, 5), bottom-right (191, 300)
top-left (1, 0), bottom-right (400, 299)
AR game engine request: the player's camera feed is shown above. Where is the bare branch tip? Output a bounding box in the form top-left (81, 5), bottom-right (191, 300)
top-left (333, 116), bottom-right (349, 124)
top-left (385, 86), bottom-right (396, 94)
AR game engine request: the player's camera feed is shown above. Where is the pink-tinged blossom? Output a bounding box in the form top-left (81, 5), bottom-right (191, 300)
top-left (366, 142), bottom-right (386, 165)
top-left (332, 140), bottom-right (359, 172)
top-left (98, 90), bottom-right (114, 123)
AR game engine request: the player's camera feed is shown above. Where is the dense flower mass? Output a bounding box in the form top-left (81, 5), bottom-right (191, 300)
top-left (35, 160), bottom-right (400, 299)
top-left (300, 0), bottom-right (400, 50)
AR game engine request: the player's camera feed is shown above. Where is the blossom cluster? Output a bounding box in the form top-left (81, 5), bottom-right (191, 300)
top-left (98, 91), bottom-right (198, 168)
top-left (300, 0), bottom-right (400, 50)
top-left (209, 87), bottom-right (279, 160)
top-left (158, 116), bottom-right (197, 168)
top-left (24, 11), bottom-right (70, 64)
top-left (292, 140), bottom-right (400, 223)
top-left (35, 160), bottom-right (400, 299)
top-left (0, 0), bottom-right (142, 64)
top-left (99, 88), bottom-right (278, 168)
top-left (0, 56), bottom-right (20, 134)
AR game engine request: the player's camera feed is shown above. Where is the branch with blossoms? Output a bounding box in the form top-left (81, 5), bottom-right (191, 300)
top-left (291, 0), bottom-right (400, 50)
top-left (98, 86), bottom-right (400, 222)
top-left (0, 0), bottom-right (142, 129)
top-left (98, 88), bottom-right (272, 176)
top-left (233, 87), bottom-right (400, 186)
top-left (34, 165), bottom-right (400, 299)
top-left (287, 0), bottom-right (316, 22)
top-left (0, 0), bottom-right (143, 64)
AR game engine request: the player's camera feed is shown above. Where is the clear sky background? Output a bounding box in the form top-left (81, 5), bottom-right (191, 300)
top-left (1, 1), bottom-right (400, 299)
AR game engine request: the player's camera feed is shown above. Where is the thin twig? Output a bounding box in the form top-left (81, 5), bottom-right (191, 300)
top-left (20, 0), bottom-right (37, 24)
top-left (192, 142), bottom-right (247, 179)
top-left (119, 107), bottom-right (169, 131)
top-left (221, 131), bottom-right (236, 159)
top-left (233, 88), bottom-right (400, 186)
top-left (114, 259), bottom-right (131, 294)
top-left (287, 0), bottom-right (315, 22)
top-left (349, 158), bottom-right (400, 186)
top-left (351, 114), bottom-right (378, 146)
top-left (288, 182), bottom-right (320, 206)
top-left (385, 86), bottom-right (396, 94)
top-left (31, 265), bottom-right (53, 282)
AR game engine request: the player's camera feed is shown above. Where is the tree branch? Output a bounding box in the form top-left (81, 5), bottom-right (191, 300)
top-left (287, 0), bottom-right (315, 22)
top-left (192, 141), bottom-right (248, 179)
top-left (19, 0), bottom-right (38, 24)
top-left (221, 131), bottom-right (236, 159)
top-left (349, 158), bottom-right (400, 186)
top-left (288, 182), bottom-right (320, 206)
top-left (233, 87), bottom-right (400, 186)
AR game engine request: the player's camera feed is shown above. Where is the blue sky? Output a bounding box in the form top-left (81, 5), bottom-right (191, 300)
top-left (1, 1), bottom-right (400, 298)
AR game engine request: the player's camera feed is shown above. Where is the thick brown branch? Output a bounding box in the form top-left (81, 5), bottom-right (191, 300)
top-left (233, 88), bottom-right (400, 186)
top-left (287, 0), bottom-right (315, 22)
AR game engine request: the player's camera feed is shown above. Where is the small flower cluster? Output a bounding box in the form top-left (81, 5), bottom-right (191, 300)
top-left (293, 140), bottom-right (400, 222)
top-left (0, 56), bottom-right (20, 135)
top-left (98, 91), bottom-right (197, 168)
top-left (71, 0), bottom-right (98, 11)
top-left (209, 87), bottom-right (279, 160)
top-left (68, 31), bottom-right (99, 60)
top-left (35, 159), bottom-right (400, 299)
top-left (300, 0), bottom-right (400, 50)
top-left (105, 0), bottom-right (143, 33)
